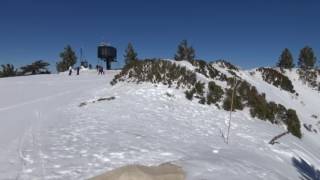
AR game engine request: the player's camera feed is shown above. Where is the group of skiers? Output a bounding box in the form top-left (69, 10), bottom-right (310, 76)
top-left (68, 66), bottom-right (80, 76)
top-left (68, 65), bottom-right (105, 76)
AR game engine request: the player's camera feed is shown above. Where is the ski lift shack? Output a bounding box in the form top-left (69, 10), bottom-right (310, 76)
top-left (98, 43), bottom-right (117, 70)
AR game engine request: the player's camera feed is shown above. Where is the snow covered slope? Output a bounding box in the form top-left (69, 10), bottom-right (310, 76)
top-left (0, 62), bottom-right (319, 180)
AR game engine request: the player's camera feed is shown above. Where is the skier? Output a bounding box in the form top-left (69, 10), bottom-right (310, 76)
top-left (99, 66), bottom-right (104, 75)
top-left (76, 67), bottom-right (80, 75)
top-left (68, 66), bottom-right (72, 76)
top-left (98, 66), bottom-right (102, 75)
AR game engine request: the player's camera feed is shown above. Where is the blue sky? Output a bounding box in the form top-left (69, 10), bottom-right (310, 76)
top-left (0, 0), bottom-right (319, 71)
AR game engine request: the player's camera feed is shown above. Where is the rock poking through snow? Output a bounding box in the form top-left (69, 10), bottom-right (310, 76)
top-left (90, 163), bottom-right (185, 180)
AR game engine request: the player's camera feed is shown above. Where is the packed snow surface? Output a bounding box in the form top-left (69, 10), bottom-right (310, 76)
top-left (0, 65), bottom-right (319, 180)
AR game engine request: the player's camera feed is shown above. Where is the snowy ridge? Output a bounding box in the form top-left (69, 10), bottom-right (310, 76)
top-left (111, 59), bottom-right (320, 178)
top-left (0, 62), bottom-right (319, 180)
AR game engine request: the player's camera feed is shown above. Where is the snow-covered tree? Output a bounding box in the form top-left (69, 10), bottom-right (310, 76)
top-left (174, 40), bottom-right (195, 61)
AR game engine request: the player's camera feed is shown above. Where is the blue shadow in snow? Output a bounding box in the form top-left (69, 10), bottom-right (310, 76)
top-left (292, 157), bottom-right (320, 180)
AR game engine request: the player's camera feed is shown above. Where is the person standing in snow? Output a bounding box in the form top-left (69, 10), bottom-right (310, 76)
top-left (76, 67), bottom-right (80, 75)
top-left (98, 66), bottom-right (104, 75)
top-left (96, 65), bottom-right (99, 72)
top-left (68, 66), bottom-right (72, 76)
top-left (98, 66), bottom-right (102, 75)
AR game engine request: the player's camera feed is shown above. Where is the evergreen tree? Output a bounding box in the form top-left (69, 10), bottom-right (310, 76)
top-left (286, 109), bottom-right (302, 138)
top-left (277, 48), bottom-right (294, 69)
top-left (56, 45), bottom-right (77, 72)
top-left (174, 40), bottom-right (195, 61)
top-left (21, 60), bottom-right (50, 75)
top-left (298, 46), bottom-right (317, 69)
top-left (0, 64), bottom-right (17, 77)
top-left (124, 43), bottom-right (138, 65)
top-left (207, 81), bottom-right (224, 105)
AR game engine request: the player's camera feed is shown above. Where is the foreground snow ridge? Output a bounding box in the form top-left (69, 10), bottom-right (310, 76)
top-left (0, 63), bottom-right (319, 180)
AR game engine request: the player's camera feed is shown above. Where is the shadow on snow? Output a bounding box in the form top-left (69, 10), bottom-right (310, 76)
top-left (292, 157), bottom-right (320, 180)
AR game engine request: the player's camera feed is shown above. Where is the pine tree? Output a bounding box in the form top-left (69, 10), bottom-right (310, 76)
top-left (124, 43), bottom-right (138, 65)
top-left (286, 109), bottom-right (302, 138)
top-left (207, 81), bottom-right (224, 105)
top-left (174, 40), bottom-right (195, 61)
top-left (298, 46), bottom-right (317, 69)
top-left (0, 64), bottom-right (17, 77)
top-left (56, 45), bottom-right (77, 72)
top-left (21, 60), bottom-right (50, 75)
top-left (277, 48), bottom-right (294, 69)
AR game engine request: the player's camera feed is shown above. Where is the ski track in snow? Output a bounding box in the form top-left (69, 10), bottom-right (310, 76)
top-left (0, 67), bottom-right (319, 180)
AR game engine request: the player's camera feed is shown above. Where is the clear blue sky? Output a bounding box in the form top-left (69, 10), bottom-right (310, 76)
top-left (0, 0), bottom-right (319, 71)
